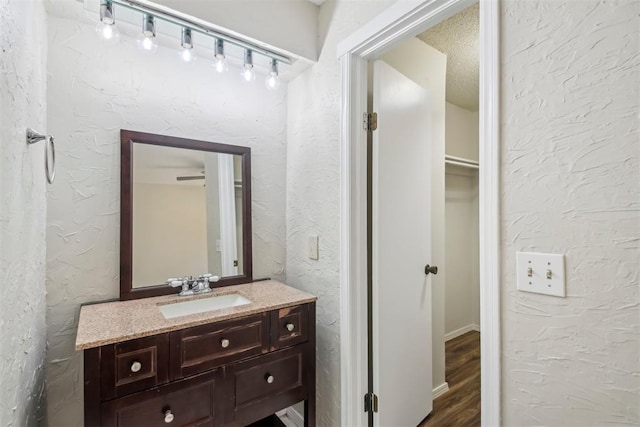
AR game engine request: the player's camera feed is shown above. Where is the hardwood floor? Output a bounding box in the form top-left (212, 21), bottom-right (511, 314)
top-left (420, 331), bottom-right (481, 427)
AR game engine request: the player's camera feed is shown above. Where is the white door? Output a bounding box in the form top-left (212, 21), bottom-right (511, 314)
top-left (372, 60), bottom-right (434, 426)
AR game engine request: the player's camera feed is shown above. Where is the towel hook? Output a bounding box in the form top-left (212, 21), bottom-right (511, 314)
top-left (26, 128), bottom-right (55, 184)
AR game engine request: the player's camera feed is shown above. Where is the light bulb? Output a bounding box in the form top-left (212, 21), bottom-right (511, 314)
top-left (137, 14), bottom-right (157, 54)
top-left (241, 49), bottom-right (256, 82)
top-left (241, 67), bottom-right (256, 82)
top-left (265, 74), bottom-right (281, 90)
top-left (265, 59), bottom-right (281, 90)
top-left (214, 57), bottom-right (229, 73)
top-left (95, 22), bottom-right (119, 43)
top-left (180, 48), bottom-right (196, 63)
top-left (137, 33), bottom-right (158, 53)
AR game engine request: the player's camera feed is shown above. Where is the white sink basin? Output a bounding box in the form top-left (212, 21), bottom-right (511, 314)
top-left (158, 293), bottom-right (252, 319)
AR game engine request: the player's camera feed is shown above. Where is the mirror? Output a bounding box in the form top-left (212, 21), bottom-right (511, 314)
top-left (120, 130), bottom-right (252, 300)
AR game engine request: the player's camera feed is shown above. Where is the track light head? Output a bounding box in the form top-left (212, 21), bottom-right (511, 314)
top-left (265, 59), bottom-right (281, 90)
top-left (213, 39), bottom-right (229, 73)
top-left (137, 14), bottom-right (158, 53)
top-left (99, 0), bottom-right (115, 25)
top-left (96, 0), bottom-right (119, 42)
top-left (241, 50), bottom-right (256, 81)
top-left (181, 28), bottom-right (193, 49)
top-left (180, 28), bottom-right (196, 62)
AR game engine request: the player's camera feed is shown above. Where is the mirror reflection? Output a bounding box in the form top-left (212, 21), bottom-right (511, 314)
top-left (132, 143), bottom-right (244, 288)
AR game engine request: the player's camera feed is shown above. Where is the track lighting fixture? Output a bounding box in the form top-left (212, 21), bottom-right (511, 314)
top-left (96, 0), bottom-right (120, 42)
top-left (213, 39), bottom-right (229, 73)
top-left (97, 0), bottom-right (292, 81)
top-left (136, 14), bottom-right (158, 53)
top-left (180, 28), bottom-right (196, 63)
top-left (241, 50), bottom-right (256, 82)
top-left (265, 59), bottom-right (281, 90)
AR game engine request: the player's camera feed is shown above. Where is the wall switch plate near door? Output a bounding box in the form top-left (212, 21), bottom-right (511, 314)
top-left (516, 252), bottom-right (566, 297)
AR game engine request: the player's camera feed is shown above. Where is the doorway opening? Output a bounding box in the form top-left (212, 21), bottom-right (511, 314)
top-left (366, 4), bottom-right (480, 425)
top-left (338, 0), bottom-right (500, 426)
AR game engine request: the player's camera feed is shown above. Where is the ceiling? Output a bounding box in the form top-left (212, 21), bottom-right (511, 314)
top-left (417, 3), bottom-right (479, 111)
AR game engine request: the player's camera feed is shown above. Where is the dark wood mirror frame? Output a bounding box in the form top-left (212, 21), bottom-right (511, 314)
top-left (120, 130), bottom-right (253, 301)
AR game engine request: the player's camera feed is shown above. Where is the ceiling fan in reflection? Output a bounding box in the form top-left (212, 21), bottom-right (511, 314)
top-left (175, 172), bottom-right (243, 188)
top-left (176, 171), bottom-right (205, 181)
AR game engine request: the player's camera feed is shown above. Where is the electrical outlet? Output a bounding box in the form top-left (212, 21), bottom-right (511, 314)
top-left (308, 235), bottom-right (319, 260)
top-left (516, 252), bottom-right (566, 297)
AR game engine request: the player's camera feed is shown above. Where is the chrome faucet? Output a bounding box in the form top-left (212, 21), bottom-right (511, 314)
top-left (167, 274), bottom-right (220, 296)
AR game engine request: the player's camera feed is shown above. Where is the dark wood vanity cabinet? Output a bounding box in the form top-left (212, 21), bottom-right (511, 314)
top-left (84, 303), bottom-right (315, 427)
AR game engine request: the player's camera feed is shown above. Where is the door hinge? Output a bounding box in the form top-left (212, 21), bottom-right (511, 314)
top-left (363, 112), bottom-right (378, 132)
top-left (364, 392), bottom-right (378, 413)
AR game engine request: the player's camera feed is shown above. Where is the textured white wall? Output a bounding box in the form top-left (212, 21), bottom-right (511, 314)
top-left (45, 6), bottom-right (288, 425)
top-left (0, 0), bottom-right (48, 425)
top-left (501, 0), bottom-right (639, 424)
top-left (286, 1), bottom-right (393, 424)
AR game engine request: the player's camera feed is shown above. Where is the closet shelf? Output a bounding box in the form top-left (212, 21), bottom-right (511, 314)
top-left (445, 155), bottom-right (479, 169)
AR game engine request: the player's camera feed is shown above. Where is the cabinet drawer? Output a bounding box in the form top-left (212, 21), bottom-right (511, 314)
top-left (270, 304), bottom-right (310, 351)
top-left (228, 346), bottom-right (307, 425)
top-left (170, 313), bottom-right (269, 379)
top-left (101, 370), bottom-right (220, 427)
top-left (102, 334), bottom-right (170, 399)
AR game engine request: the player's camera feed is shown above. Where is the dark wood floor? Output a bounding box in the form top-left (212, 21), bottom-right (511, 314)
top-left (420, 331), bottom-right (481, 427)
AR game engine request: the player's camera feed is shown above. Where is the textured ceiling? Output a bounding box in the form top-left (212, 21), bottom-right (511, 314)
top-left (418, 3), bottom-right (479, 111)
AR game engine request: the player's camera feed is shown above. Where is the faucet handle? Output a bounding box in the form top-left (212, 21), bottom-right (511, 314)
top-left (200, 274), bottom-right (220, 283)
top-left (167, 279), bottom-right (184, 288)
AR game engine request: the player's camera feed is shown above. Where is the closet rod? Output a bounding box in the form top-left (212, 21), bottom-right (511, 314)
top-left (445, 155), bottom-right (479, 169)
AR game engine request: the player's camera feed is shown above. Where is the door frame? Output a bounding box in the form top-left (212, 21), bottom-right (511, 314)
top-left (337, 0), bottom-right (501, 426)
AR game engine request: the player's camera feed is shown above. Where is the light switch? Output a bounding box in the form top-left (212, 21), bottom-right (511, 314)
top-left (308, 235), bottom-right (319, 260)
top-left (516, 252), bottom-right (565, 297)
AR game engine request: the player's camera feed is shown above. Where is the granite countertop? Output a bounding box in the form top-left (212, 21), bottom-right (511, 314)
top-left (75, 280), bottom-right (316, 350)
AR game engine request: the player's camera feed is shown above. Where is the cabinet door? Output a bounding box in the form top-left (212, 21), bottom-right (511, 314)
top-left (101, 370), bottom-right (222, 427)
top-left (270, 304), bottom-right (310, 351)
top-left (225, 346), bottom-right (307, 426)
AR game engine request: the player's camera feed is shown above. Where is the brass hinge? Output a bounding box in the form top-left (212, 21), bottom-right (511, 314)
top-left (363, 112), bottom-right (378, 132)
top-left (364, 392), bottom-right (378, 413)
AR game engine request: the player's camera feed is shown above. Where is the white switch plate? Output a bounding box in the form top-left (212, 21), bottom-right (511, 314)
top-left (308, 235), bottom-right (319, 260)
top-left (516, 252), bottom-right (566, 297)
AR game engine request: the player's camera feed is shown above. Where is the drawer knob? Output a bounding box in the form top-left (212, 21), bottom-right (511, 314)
top-left (130, 361), bottom-right (142, 373)
top-left (266, 374), bottom-right (275, 384)
top-left (221, 338), bottom-right (230, 348)
top-left (164, 410), bottom-right (174, 423)
top-left (286, 323), bottom-right (295, 332)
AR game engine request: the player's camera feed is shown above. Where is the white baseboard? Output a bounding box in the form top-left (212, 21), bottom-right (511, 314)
top-left (445, 323), bottom-right (480, 342)
top-left (433, 382), bottom-right (450, 399)
top-left (276, 407), bottom-right (304, 427)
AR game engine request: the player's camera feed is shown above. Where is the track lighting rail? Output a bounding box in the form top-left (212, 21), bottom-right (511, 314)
top-left (111, 0), bottom-right (292, 65)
